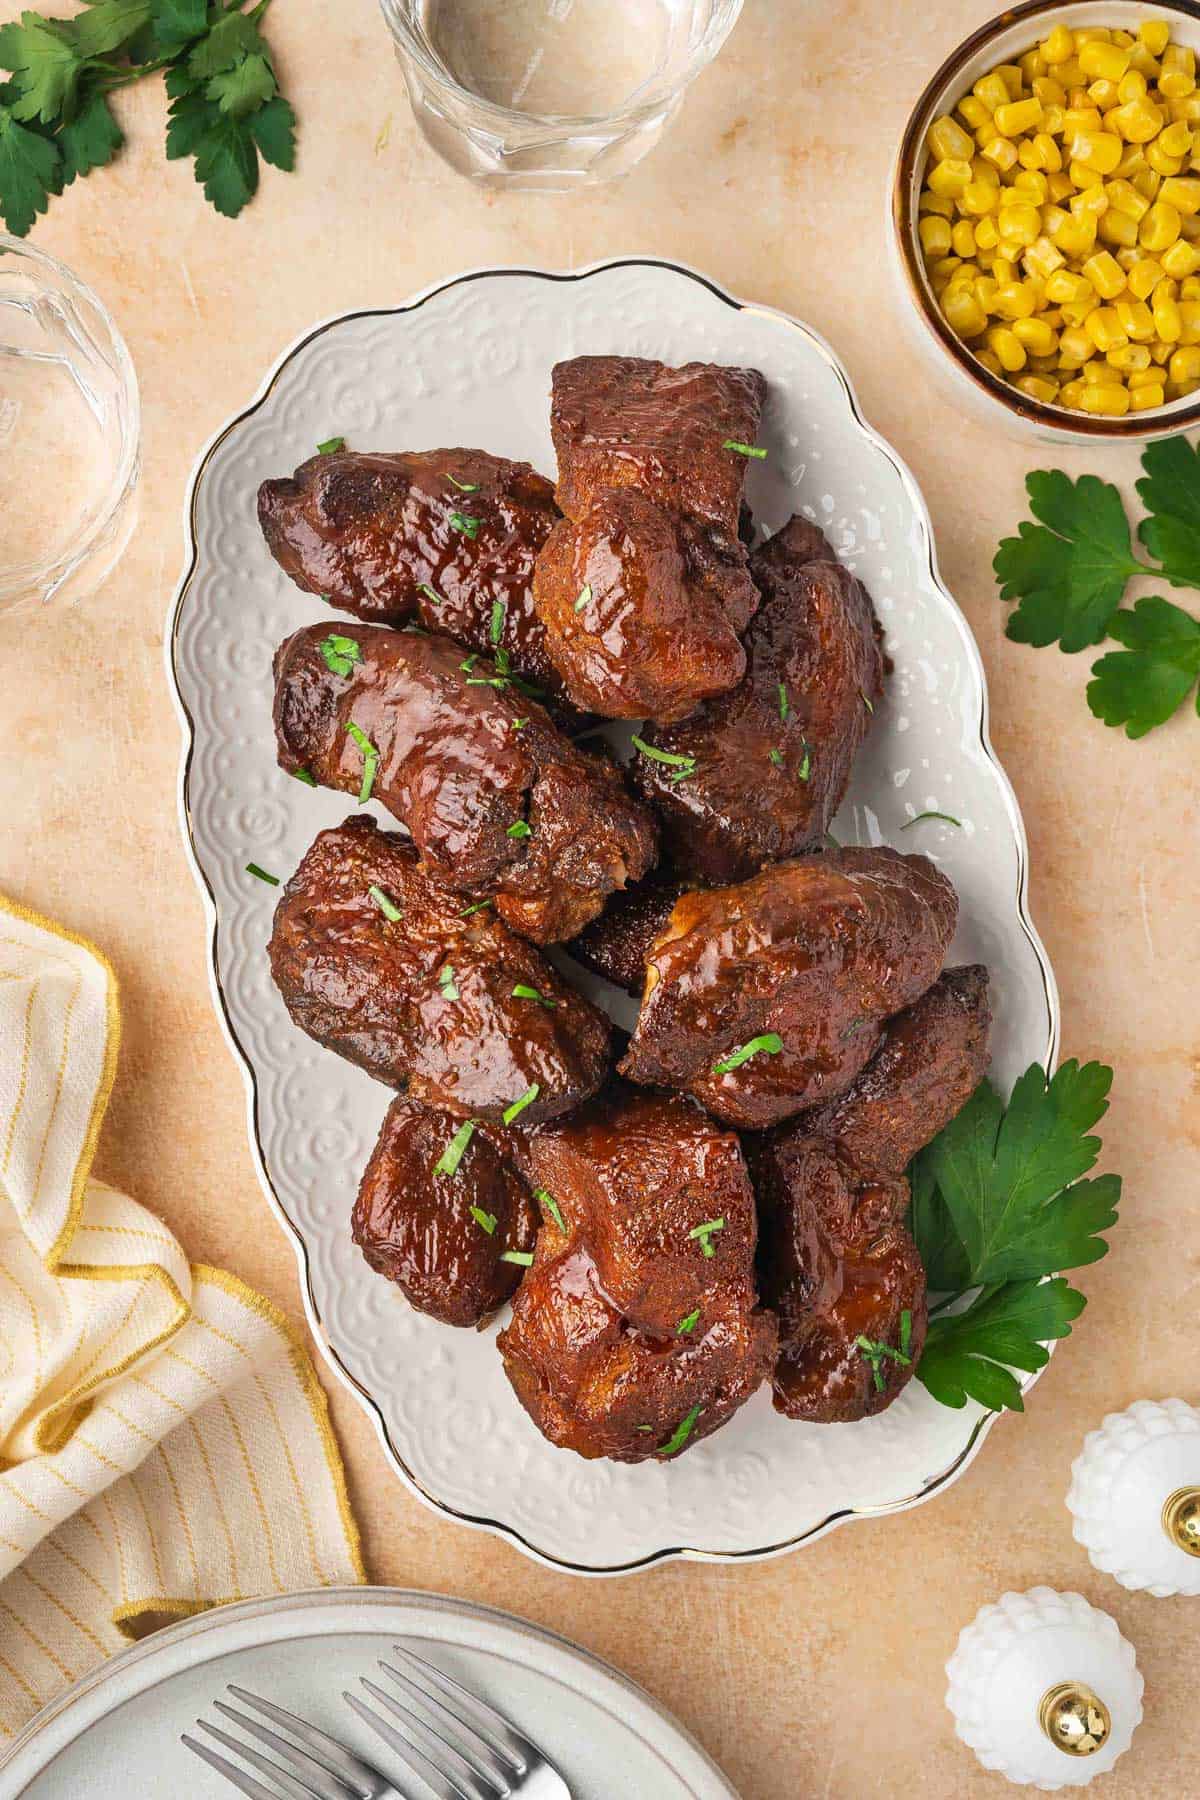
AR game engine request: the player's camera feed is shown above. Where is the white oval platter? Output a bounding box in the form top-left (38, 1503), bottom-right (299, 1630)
top-left (167, 257), bottom-right (1059, 1575)
top-left (0, 1587), bottom-right (739, 1797)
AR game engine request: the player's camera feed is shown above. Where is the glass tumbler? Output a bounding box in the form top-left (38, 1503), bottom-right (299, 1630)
top-left (378, 0), bottom-right (745, 189)
top-left (0, 238), bottom-right (140, 616)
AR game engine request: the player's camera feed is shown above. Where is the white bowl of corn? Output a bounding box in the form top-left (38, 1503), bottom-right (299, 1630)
top-left (892, 1), bottom-right (1200, 438)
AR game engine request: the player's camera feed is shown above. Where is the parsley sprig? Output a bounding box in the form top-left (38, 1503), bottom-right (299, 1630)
top-left (995, 438), bottom-right (1200, 737)
top-left (0, 0), bottom-right (296, 235)
top-left (909, 1060), bottom-right (1120, 1414)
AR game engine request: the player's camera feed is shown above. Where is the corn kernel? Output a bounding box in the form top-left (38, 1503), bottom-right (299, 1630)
top-left (1128, 256), bottom-right (1166, 297)
top-left (928, 115), bottom-right (977, 162)
top-left (1179, 298), bottom-right (1200, 338)
top-left (1111, 98), bottom-right (1165, 141)
top-left (1106, 176), bottom-right (1151, 218)
top-left (992, 256), bottom-right (1017, 285)
top-left (1044, 105), bottom-right (1069, 139)
top-left (992, 280), bottom-right (1039, 319)
top-left (998, 201), bottom-right (1043, 246)
top-left (1159, 174), bottom-right (1200, 212)
top-left (1099, 207), bottom-right (1141, 247)
top-left (1128, 363), bottom-right (1163, 384)
top-left (1062, 292), bottom-right (1101, 326)
top-left (974, 71), bottom-right (1013, 113)
top-left (1108, 341), bottom-right (1152, 370)
top-left (1153, 293), bottom-right (1184, 339)
top-left (974, 215), bottom-right (1000, 250)
top-left (1086, 305), bottom-right (1129, 350)
top-left (958, 95), bottom-right (993, 132)
top-left (1070, 157), bottom-right (1107, 189)
top-left (1084, 249), bottom-right (1127, 296)
top-left (943, 287), bottom-right (989, 339)
top-left (1132, 165), bottom-right (1162, 200)
top-left (996, 63), bottom-right (1024, 98)
top-left (1013, 315), bottom-right (1058, 354)
top-left (987, 325), bottom-right (1027, 370)
top-left (1022, 235), bottom-right (1064, 281)
top-left (1169, 344), bottom-right (1200, 381)
top-left (1079, 383), bottom-right (1132, 412)
top-left (1147, 138), bottom-right (1185, 176)
top-left (1013, 168), bottom-right (1050, 202)
top-left (928, 157), bottom-right (972, 197)
top-left (1022, 51), bottom-right (1047, 86)
top-left (962, 180), bottom-right (1001, 215)
top-left (1032, 132), bottom-right (1063, 172)
top-left (1070, 127), bottom-right (1125, 172)
top-left (1182, 275), bottom-right (1200, 296)
top-left (1151, 336), bottom-right (1173, 361)
top-left (1118, 69), bottom-right (1149, 103)
top-left (995, 97), bottom-right (1045, 137)
top-left (1129, 381), bottom-right (1166, 407)
top-left (1057, 324), bottom-right (1094, 367)
top-left (1051, 213), bottom-right (1098, 257)
top-left (951, 219), bottom-right (978, 258)
top-left (1047, 169), bottom-right (1075, 201)
top-left (1042, 25), bottom-right (1075, 65)
top-left (1115, 297), bottom-right (1156, 338)
top-left (1058, 377), bottom-right (1088, 406)
top-left (1161, 118), bottom-right (1194, 155)
top-left (981, 134), bottom-right (1019, 171)
top-left (1139, 20), bottom-right (1172, 59)
top-left (1162, 236), bottom-right (1200, 277)
top-left (1045, 267), bottom-right (1092, 304)
top-left (1079, 39), bottom-right (1132, 83)
top-left (920, 215), bottom-right (953, 257)
top-left (1142, 199), bottom-right (1182, 248)
top-left (1034, 75), bottom-right (1068, 105)
top-left (1014, 373), bottom-right (1061, 402)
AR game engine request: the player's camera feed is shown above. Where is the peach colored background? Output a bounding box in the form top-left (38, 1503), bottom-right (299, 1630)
top-left (2, 2), bottom-right (1198, 1794)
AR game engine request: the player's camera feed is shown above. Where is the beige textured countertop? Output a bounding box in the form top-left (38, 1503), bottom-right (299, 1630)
top-left (2, 2), bottom-right (1198, 1794)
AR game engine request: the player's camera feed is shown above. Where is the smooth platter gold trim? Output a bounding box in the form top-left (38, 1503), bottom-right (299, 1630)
top-left (165, 257), bottom-right (1061, 1576)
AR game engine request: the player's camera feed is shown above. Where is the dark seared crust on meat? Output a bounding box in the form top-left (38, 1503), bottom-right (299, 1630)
top-left (631, 516), bottom-right (886, 882)
top-left (353, 1099), bottom-right (537, 1327)
top-left (257, 448), bottom-right (566, 696)
top-left (267, 815), bottom-right (611, 1122)
top-left (620, 848), bottom-right (959, 1129)
top-left (549, 356), bottom-right (767, 634)
top-left (748, 964), bottom-right (992, 1423)
top-left (272, 624), bottom-right (657, 944)
top-left (497, 1085), bottom-right (776, 1462)
top-left (567, 874), bottom-right (686, 995)
top-left (532, 357), bottom-right (767, 724)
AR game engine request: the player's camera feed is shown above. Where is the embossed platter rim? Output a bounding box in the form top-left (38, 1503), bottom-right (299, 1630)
top-left (167, 257), bottom-right (1060, 1575)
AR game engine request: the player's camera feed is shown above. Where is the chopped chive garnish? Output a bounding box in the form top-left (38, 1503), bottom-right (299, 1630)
top-left (437, 963), bottom-right (460, 1001)
top-left (769, 747), bottom-right (784, 767)
top-left (631, 736), bottom-right (696, 783)
top-left (778, 682), bottom-right (790, 722)
top-left (574, 583), bottom-right (592, 612)
top-left (346, 721), bottom-right (379, 803)
top-left (495, 648), bottom-right (511, 675)
top-left (320, 633), bottom-right (362, 677)
top-left (636, 1424), bottom-right (654, 1433)
top-left (500, 1249), bottom-right (535, 1267)
top-left (292, 767), bottom-right (318, 787)
top-left (688, 1218), bottom-right (726, 1258)
top-left (465, 676), bottom-right (512, 689)
top-left (511, 717), bottom-right (529, 731)
top-left (434, 1119), bottom-right (475, 1177)
top-left (657, 1404), bottom-right (702, 1457)
top-left (490, 598), bottom-right (506, 644)
top-left (368, 884), bottom-right (402, 922)
top-left (502, 1083), bottom-right (540, 1125)
top-left (860, 689), bottom-right (875, 714)
top-left (446, 474), bottom-right (480, 493)
top-left (458, 898), bottom-right (494, 917)
top-left (246, 862), bottom-right (279, 885)
top-left (506, 820), bottom-right (532, 839)
top-left (676, 1309), bottom-right (701, 1336)
top-left (470, 1205), bottom-right (497, 1235)
top-left (855, 1331), bottom-right (912, 1393)
top-left (841, 1019), bottom-right (868, 1041)
top-left (798, 741), bottom-right (812, 783)
top-left (712, 1032), bottom-right (784, 1075)
top-left (512, 983), bottom-right (556, 1007)
top-left (535, 1187), bottom-right (565, 1232)
top-left (901, 810), bottom-right (962, 830)
top-left (460, 653), bottom-right (479, 672)
top-left (722, 439), bottom-right (766, 459)
top-left (900, 1308), bottom-right (913, 1357)
top-left (317, 436), bottom-right (344, 455)
top-left (418, 583), bottom-right (444, 606)
top-left (449, 510), bottom-right (481, 539)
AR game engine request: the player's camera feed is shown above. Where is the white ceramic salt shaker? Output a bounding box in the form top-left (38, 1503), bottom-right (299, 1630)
top-left (1067, 1396), bottom-right (1200, 1596)
top-left (945, 1587), bottom-right (1142, 1789)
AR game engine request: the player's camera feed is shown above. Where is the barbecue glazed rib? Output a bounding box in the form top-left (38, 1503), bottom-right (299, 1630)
top-left (272, 623), bottom-right (657, 945)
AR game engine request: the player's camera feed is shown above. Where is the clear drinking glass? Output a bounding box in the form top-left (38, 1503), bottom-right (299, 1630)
top-left (378, 0), bottom-right (745, 189)
top-left (0, 237), bottom-right (140, 616)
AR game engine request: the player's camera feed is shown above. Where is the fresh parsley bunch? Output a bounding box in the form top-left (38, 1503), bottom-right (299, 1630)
top-left (908, 1059), bottom-right (1120, 1414)
top-left (995, 436), bottom-right (1200, 738)
top-left (0, 0), bottom-right (295, 235)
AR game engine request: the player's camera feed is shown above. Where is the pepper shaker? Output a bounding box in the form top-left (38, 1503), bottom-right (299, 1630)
top-left (1068, 1396), bottom-right (1200, 1596)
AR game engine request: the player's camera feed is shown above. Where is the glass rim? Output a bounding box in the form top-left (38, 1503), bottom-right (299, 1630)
top-left (0, 233), bottom-right (141, 598)
top-left (376, 0), bottom-right (745, 130)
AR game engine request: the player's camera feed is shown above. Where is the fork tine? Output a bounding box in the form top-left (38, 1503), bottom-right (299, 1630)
top-left (361, 1674), bottom-right (504, 1797)
top-left (182, 1730), bottom-right (291, 1800)
top-left (343, 1689), bottom-right (481, 1800)
top-left (210, 1703), bottom-right (359, 1800)
top-left (197, 1719), bottom-right (334, 1800)
top-left (225, 1685), bottom-right (379, 1797)
top-left (386, 1647), bottom-right (530, 1768)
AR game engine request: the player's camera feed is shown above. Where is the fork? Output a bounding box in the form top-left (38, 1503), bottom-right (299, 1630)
top-left (182, 1643), bottom-right (572, 1799)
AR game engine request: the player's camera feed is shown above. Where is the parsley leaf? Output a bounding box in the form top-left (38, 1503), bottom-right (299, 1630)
top-left (995, 471), bottom-right (1143, 652)
top-left (58, 84), bottom-right (121, 181)
top-left (911, 1061), bottom-right (1118, 1287)
top-left (152, 0), bottom-right (208, 54)
top-left (1135, 436), bottom-right (1200, 587)
top-left (918, 1279), bottom-right (1086, 1412)
top-left (0, 13), bottom-right (82, 123)
top-left (0, 95), bottom-right (60, 235)
top-left (72, 0), bottom-right (153, 58)
top-left (1087, 597), bottom-right (1200, 738)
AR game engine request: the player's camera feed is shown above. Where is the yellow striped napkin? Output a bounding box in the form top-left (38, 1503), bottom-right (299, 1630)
top-left (0, 894), bottom-right (364, 1738)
